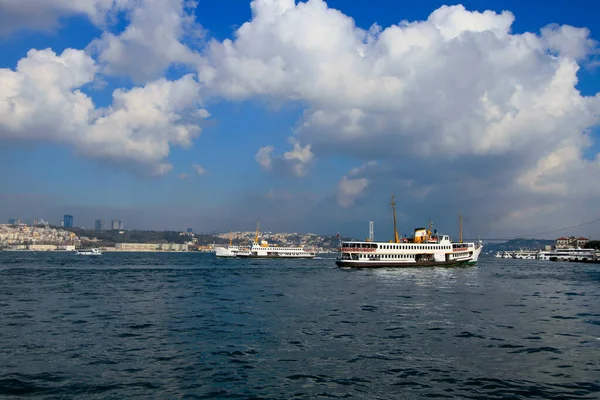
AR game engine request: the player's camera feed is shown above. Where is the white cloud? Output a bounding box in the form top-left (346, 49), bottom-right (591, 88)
top-left (255, 139), bottom-right (314, 177)
top-left (541, 24), bottom-right (597, 61)
top-left (348, 160), bottom-right (377, 177)
top-left (283, 139), bottom-right (314, 176)
top-left (0, 0), bottom-right (132, 36)
top-left (85, 74), bottom-right (205, 174)
top-left (0, 48), bottom-right (97, 141)
top-left (0, 49), bottom-right (207, 175)
top-left (90, 0), bottom-right (203, 83)
top-left (1, 0), bottom-right (204, 83)
top-left (192, 164), bottom-right (205, 175)
top-left (337, 176), bottom-right (369, 208)
top-left (255, 146), bottom-right (274, 170)
top-left (199, 0), bottom-right (600, 234)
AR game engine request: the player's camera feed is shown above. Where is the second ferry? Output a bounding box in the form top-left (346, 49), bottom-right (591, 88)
top-left (336, 196), bottom-right (483, 268)
top-left (235, 223), bottom-right (317, 259)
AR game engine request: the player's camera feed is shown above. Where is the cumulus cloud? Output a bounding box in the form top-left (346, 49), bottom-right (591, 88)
top-left (90, 0), bottom-right (203, 83)
top-left (200, 0), bottom-right (600, 235)
top-left (255, 139), bottom-right (314, 177)
top-left (541, 24), bottom-right (597, 61)
top-left (0, 48), bottom-right (207, 175)
top-left (0, 0), bottom-right (131, 35)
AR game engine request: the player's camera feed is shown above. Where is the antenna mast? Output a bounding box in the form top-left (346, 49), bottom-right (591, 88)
top-left (459, 214), bottom-right (463, 243)
top-left (391, 195), bottom-right (399, 243)
top-left (255, 221), bottom-right (260, 244)
top-left (369, 221), bottom-right (374, 242)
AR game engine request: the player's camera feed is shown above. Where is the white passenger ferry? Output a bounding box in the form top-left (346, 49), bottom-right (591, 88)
top-left (75, 248), bottom-right (102, 256)
top-left (336, 196), bottom-right (482, 268)
top-left (235, 223), bottom-right (316, 259)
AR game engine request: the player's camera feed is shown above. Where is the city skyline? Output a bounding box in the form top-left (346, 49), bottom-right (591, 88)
top-left (1, 0), bottom-right (600, 239)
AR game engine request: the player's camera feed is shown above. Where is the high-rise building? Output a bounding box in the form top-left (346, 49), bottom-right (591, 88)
top-left (111, 219), bottom-right (123, 230)
top-left (94, 219), bottom-right (103, 231)
top-left (8, 218), bottom-right (16, 225)
top-left (63, 215), bottom-right (74, 228)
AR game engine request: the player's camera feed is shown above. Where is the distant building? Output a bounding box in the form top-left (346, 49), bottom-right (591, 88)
top-left (28, 244), bottom-right (57, 251)
top-left (63, 215), bottom-right (74, 228)
top-left (115, 243), bottom-right (157, 251)
top-left (158, 243), bottom-right (189, 251)
top-left (111, 219), bottom-right (123, 230)
top-left (8, 218), bottom-right (16, 225)
top-left (187, 228), bottom-right (193, 233)
top-left (94, 219), bottom-right (103, 231)
top-left (555, 236), bottom-right (590, 249)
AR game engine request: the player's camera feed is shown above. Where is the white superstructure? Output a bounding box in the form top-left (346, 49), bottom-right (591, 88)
top-left (214, 232), bottom-right (247, 257)
top-left (537, 247), bottom-right (596, 261)
top-left (513, 250), bottom-right (537, 260)
top-left (214, 245), bottom-right (241, 257)
top-left (336, 196), bottom-right (482, 268)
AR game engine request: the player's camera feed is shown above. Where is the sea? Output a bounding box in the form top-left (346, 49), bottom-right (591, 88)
top-left (0, 252), bottom-right (599, 399)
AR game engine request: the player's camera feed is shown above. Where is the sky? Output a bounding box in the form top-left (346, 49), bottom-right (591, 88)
top-left (1, 0), bottom-right (600, 240)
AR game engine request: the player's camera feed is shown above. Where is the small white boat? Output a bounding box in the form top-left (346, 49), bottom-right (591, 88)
top-left (75, 248), bottom-right (102, 256)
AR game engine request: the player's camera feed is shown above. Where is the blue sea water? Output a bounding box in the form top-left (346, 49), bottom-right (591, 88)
top-left (0, 252), bottom-right (599, 399)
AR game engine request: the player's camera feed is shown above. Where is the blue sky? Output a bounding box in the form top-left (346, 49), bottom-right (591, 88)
top-left (1, 0), bottom-right (599, 240)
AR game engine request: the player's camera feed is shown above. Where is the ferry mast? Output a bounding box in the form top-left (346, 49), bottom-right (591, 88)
top-left (391, 195), bottom-right (399, 243)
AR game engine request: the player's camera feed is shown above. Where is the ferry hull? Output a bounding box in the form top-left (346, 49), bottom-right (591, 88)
top-left (236, 254), bottom-right (315, 259)
top-left (335, 259), bottom-right (477, 268)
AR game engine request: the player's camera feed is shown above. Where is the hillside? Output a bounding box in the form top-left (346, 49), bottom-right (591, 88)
top-left (483, 238), bottom-right (554, 253)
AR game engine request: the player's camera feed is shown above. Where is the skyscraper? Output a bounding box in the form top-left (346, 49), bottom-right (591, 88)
top-left (63, 215), bottom-right (74, 228)
top-left (111, 219), bottom-right (123, 230)
top-left (94, 219), bottom-right (103, 231)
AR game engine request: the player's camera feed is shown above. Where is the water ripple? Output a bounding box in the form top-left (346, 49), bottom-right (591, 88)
top-left (0, 254), bottom-right (599, 399)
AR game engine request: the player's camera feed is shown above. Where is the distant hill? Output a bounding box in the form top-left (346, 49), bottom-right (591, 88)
top-left (483, 238), bottom-right (554, 253)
